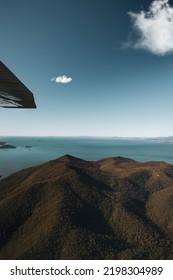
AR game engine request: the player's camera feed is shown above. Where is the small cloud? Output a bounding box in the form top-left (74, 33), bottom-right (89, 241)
top-left (128, 0), bottom-right (173, 56)
top-left (51, 75), bottom-right (72, 84)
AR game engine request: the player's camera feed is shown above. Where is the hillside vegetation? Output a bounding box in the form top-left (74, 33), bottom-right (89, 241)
top-left (0, 154), bottom-right (173, 259)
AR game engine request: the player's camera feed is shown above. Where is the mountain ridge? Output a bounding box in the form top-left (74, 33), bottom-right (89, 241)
top-left (0, 154), bottom-right (173, 259)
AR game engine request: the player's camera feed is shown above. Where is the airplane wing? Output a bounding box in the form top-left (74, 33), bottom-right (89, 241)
top-left (0, 61), bottom-right (36, 108)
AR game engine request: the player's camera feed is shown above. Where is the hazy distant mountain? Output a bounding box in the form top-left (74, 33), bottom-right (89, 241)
top-left (0, 155), bottom-right (173, 260)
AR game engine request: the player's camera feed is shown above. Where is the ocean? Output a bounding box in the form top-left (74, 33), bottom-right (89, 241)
top-left (1, 136), bottom-right (173, 178)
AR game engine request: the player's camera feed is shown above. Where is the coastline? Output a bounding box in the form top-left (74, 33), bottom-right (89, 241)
top-left (1, 137), bottom-right (173, 179)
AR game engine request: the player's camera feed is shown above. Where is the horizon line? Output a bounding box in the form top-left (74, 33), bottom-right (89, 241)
top-left (1, 135), bottom-right (173, 138)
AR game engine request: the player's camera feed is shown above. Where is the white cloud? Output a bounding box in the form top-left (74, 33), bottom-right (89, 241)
top-left (51, 75), bottom-right (72, 84)
top-left (128, 0), bottom-right (173, 55)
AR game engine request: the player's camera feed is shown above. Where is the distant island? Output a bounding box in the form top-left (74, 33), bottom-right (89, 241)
top-left (0, 144), bottom-right (16, 149)
top-left (0, 154), bottom-right (173, 260)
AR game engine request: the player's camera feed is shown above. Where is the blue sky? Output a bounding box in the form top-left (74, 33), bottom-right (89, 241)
top-left (1, 0), bottom-right (173, 137)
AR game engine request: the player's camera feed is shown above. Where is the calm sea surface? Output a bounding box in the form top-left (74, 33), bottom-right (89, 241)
top-left (1, 136), bottom-right (173, 178)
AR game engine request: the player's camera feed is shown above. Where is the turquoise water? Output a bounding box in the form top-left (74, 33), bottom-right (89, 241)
top-left (1, 136), bottom-right (173, 178)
